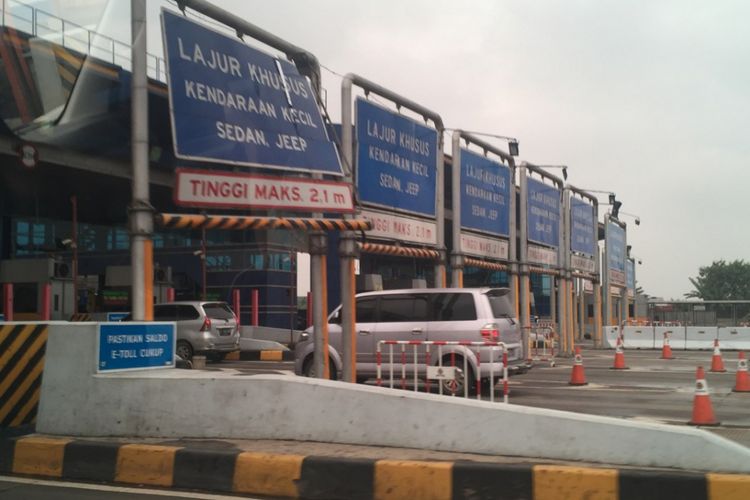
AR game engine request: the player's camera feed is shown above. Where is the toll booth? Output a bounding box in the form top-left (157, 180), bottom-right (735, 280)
top-left (0, 258), bottom-right (74, 320)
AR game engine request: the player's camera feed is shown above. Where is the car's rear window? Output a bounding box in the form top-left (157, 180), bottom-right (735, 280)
top-left (486, 290), bottom-right (514, 318)
top-left (432, 293), bottom-right (477, 321)
top-left (203, 303), bottom-right (235, 320)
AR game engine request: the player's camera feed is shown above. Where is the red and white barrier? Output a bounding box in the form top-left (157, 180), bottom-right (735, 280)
top-left (376, 340), bottom-right (509, 403)
top-left (527, 325), bottom-right (556, 367)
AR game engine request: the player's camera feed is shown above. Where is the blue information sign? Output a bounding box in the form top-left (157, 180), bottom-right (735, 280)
top-left (570, 198), bottom-right (595, 256)
top-left (161, 9), bottom-right (342, 175)
top-left (527, 177), bottom-right (560, 248)
top-left (97, 323), bottom-right (175, 372)
top-left (355, 98), bottom-right (438, 217)
top-left (460, 148), bottom-right (511, 236)
top-left (627, 259), bottom-right (636, 291)
top-left (607, 221), bottom-right (626, 273)
top-left (107, 312), bottom-right (130, 322)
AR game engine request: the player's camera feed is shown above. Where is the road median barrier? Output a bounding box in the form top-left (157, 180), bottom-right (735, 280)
top-left (1, 435), bottom-right (749, 499)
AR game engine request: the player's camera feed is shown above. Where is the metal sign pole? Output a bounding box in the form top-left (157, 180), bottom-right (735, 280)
top-left (450, 132), bottom-right (464, 287)
top-left (310, 232), bottom-right (329, 379)
top-left (341, 73), bottom-right (445, 378)
top-left (518, 164), bottom-right (530, 358)
top-left (558, 187), bottom-right (568, 354)
top-left (130, 0), bottom-right (153, 321)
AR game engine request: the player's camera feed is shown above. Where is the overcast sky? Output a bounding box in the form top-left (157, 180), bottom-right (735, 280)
top-left (39, 0), bottom-right (750, 299)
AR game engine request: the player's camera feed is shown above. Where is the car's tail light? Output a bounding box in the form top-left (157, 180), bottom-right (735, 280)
top-left (200, 317), bottom-right (212, 332)
top-left (480, 323), bottom-right (499, 340)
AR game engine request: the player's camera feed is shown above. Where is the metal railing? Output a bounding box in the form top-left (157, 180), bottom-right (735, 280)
top-left (375, 340), bottom-right (509, 403)
top-left (1, 0), bottom-right (166, 81)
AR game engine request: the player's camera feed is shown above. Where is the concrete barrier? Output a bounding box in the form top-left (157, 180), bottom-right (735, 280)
top-left (35, 323), bottom-right (750, 473)
top-left (621, 326), bottom-right (654, 349)
top-left (685, 326), bottom-right (718, 350)
top-left (718, 326), bottom-right (750, 350)
top-left (602, 326), bottom-right (620, 348)
top-left (654, 326), bottom-right (686, 351)
top-left (3, 434), bottom-right (750, 500)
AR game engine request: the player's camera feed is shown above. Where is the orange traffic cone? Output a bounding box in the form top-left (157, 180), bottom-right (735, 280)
top-left (569, 346), bottom-right (588, 386)
top-left (660, 331), bottom-right (674, 360)
top-left (710, 339), bottom-right (726, 373)
top-left (688, 366), bottom-right (720, 426)
top-left (733, 352), bottom-right (750, 392)
top-left (611, 335), bottom-right (629, 370)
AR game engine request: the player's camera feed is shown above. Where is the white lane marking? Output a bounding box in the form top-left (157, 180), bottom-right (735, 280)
top-left (0, 475), bottom-right (263, 499)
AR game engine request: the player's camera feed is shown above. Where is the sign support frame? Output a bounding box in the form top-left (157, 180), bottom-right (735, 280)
top-left (450, 131), bottom-right (516, 297)
top-left (341, 73), bottom-right (446, 383)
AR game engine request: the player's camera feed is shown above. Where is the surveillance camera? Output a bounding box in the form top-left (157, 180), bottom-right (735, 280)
top-left (192, 250), bottom-right (203, 256)
top-left (635, 218), bottom-right (640, 226)
top-left (638, 260), bottom-right (642, 265)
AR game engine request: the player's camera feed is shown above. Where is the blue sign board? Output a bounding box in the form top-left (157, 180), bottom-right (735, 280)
top-left (607, 221), bottom-right (626, 273)
top-left (0, 313), bottom-right (5, 321)
top-left (97, 323), bottom-right (175, 372)
top-left (107, 312), bottom-right (130, 322)
top-left (570, 197), bottom-right (596, 256)
top-left (355, 98), bottom-right (438, 217)
top-left (161, 9), bottom-right (343, 176)
top-left (627, 259), bottom-right (636, 291)
top-left (527, 177), bottom-right (560, 248)
top-left (460, 148), bottom-right (511, 236)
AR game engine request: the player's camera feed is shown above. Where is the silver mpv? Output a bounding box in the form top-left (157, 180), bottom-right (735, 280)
top-left (152, 301), bottom-right (240, 361)
top-left (294, 288), bottom-right (527, 392)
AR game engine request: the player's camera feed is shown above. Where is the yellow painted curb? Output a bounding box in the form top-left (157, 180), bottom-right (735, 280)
top-left (260, 350), bottom-right (283, 362)
top-left (12, 436), bottom-right (71, 477)
top-left (534, 465), bottom-right (618, 500)
top-left (233, 451), bottom-right (304, 497)
top-left (115, 444), bottom-right (180, 487)
top-left (375, 460), bottom-right (452, 500)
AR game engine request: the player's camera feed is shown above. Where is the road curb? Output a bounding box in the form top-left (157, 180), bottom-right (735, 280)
top-left (2, 434), bottom-right (750, 499)
top-left (226, 349), bottom-right (294, 362)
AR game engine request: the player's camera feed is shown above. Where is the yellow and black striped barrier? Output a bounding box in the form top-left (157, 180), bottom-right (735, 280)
top-left (0, 324), bottom-right (48, 428)
top-left (359, 243), bottom-right (440, 260)
top-left (156, 214), bottom-right (372, 232)
top-left (529, 266), bottom-right (561, 276)
top-left (464, 258), bottom-right (509, 271)
top-left (68, 314), bottom-right (92, 322)
top-left (1, 435), bottom-right (748, 499)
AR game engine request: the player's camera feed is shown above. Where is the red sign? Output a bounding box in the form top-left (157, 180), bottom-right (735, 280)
top-left (174, 168), bottom-right (354, 213)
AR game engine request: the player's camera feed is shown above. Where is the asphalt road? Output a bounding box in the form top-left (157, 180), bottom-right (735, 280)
top-left (0, 476), bottom-right (266, 499)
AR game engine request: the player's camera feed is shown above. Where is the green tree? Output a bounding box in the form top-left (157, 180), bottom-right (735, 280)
top-left (685, 260), bottom-right (750, 300)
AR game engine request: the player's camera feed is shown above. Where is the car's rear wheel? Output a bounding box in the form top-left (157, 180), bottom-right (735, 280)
top-left (302, 356), bottom-right (337, 380)
top-left (176, 340), bottom-right (193, 361)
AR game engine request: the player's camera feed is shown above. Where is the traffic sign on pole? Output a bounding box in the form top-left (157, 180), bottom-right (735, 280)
top-left (161, 9), bottom-right (343, 176)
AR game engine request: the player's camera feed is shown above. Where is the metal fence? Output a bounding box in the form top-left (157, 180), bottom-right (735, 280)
top-left (648, 301), bottom-right (750, 327)
top-left (375, 340), bottom-right (509, 403)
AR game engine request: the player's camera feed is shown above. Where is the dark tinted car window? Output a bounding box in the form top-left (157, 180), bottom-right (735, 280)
top-left (486, 289), bottom-right (514, 318)
top-left (203, 303), bottom-right (234, 320)
top-left (379, 294), bottom-right (429, 322)
top-left (356, 297), bottom-right (378, 323)
top-left (153, 305), bottom-right (178, 321)
top-left (177, 305), bottom-right (200, 320)
top-left (433, 293), bottom-right (477, 321)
